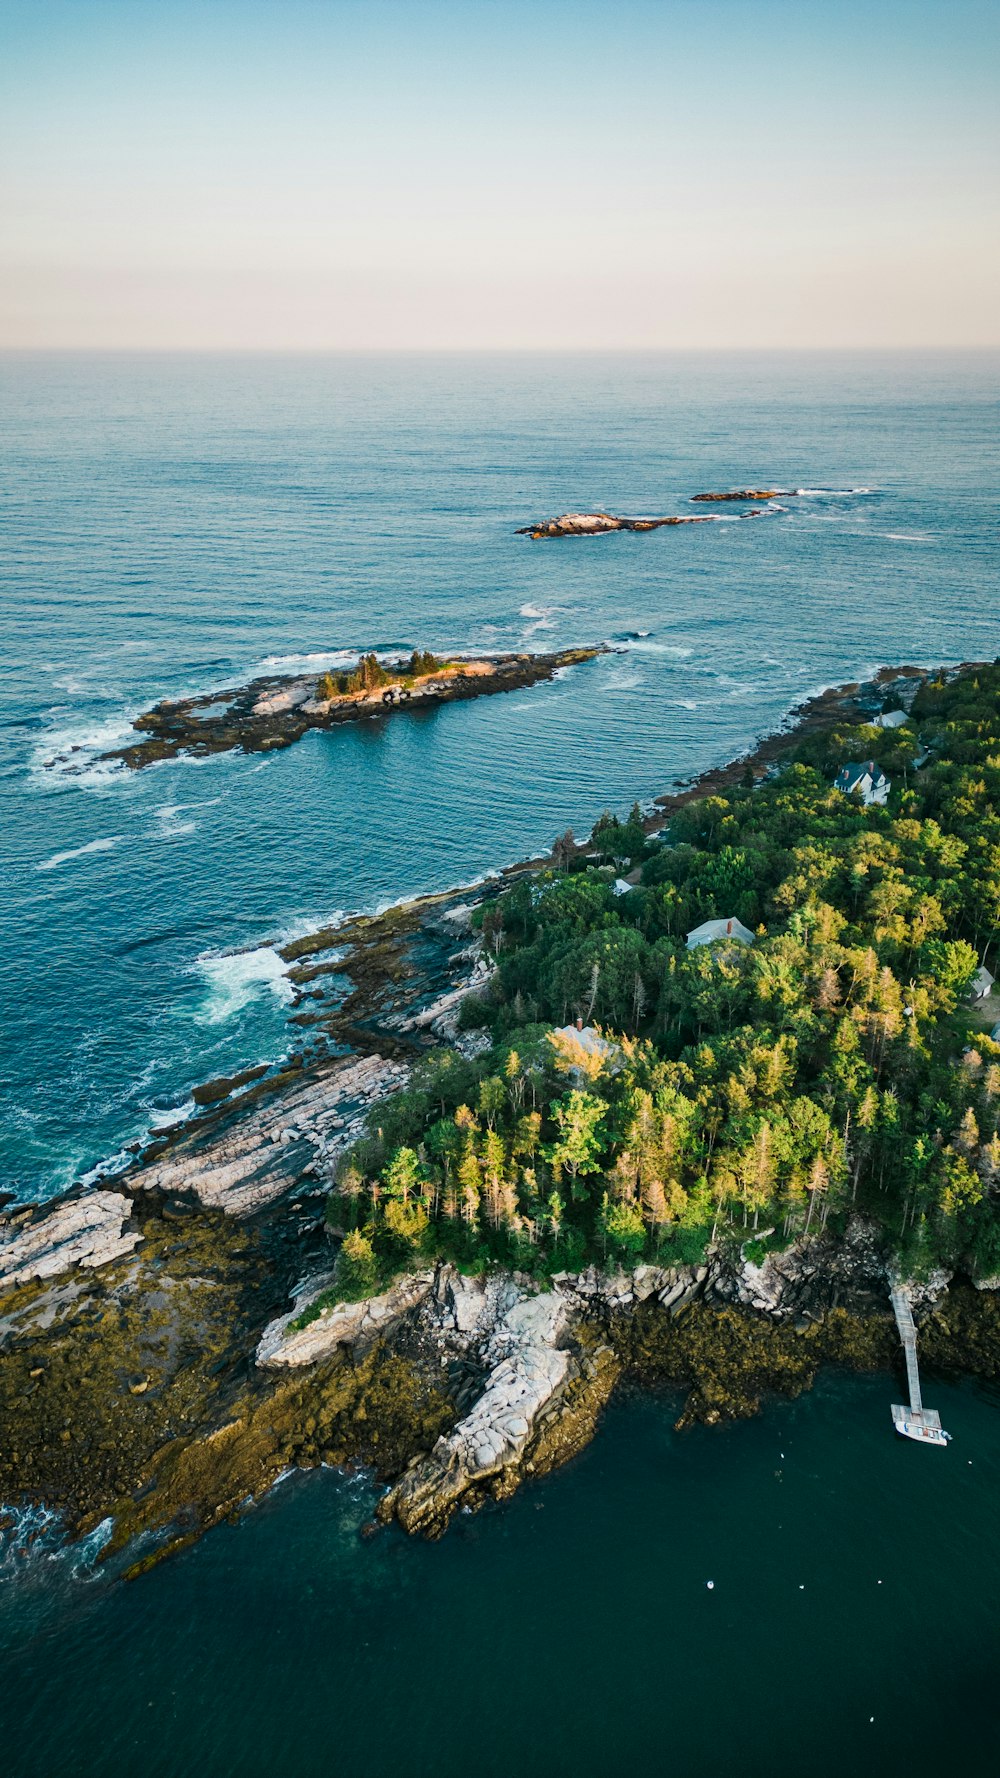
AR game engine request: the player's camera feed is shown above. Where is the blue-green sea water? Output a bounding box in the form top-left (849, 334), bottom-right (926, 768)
top-left (2, 352), bottom-right (999, 1772)
top-left (3, 1374), bottom-right (1000, 1777)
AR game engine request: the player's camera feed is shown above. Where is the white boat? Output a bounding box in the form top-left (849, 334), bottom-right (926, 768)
top-left (891, 1403), bottom-right (951, 1447)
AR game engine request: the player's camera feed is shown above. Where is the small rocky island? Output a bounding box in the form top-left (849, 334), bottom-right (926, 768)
top-left (690, 487), bottom-right (794, 502)
top-left (518, 506), bottom-right (771, 538)
top-left (99, 646), bottom-right (603, 770)
top-left (518, 488), bottom-right (818, 535)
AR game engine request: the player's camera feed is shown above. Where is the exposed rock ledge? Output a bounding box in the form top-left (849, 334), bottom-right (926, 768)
top-left (253, 1218), bottom-right (921, 1538)
top-left (254, 1260), bottom-right (617, 1537)
top-left (88, 647), bottom-right (603, 771)
top-left (690, 488), bottom-right (789, 502)
top-left (134, 1052), bottom-right (409, 1217)
top-left (0, 1191), bottom-right (142, 1289)
top-left (4, 1192), bottom-right (999, 1560)
top-left (379, 1273), bottom-right (618, 1537)
top-left (256, 1270), bottom-right (436, 1368)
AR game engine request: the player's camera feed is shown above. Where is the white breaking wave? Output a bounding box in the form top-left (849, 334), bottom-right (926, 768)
top-left (36, 836), bottom-right (121, 872)
top-left (77, 1147), bottom-right (133, 1188)
top-left (189, 944), bottom-right (294, 1026)
top-left (614, 638), bottom-right (694, 658)
top-left (884, 532), bottom-right (930, 542)
top-left (257, 649), bottom-right (363, 673)
top-left (0, 1501), bottom-right (113, 1581)
top-left (793, 486), bottom-right (872, 497)
top-left (31, 714), bottom-right (135, 788)
top-left (152, 803), bottom-right (198, 838)
top-left (145, 1097), bottom-right (197, 1131)
top-left (602, 666), bottom-right (643, 692)
top-left (519, 602), bottom-right (558, 640)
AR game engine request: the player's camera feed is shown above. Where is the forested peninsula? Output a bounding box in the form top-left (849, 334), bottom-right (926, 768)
top-left (5, 658), bottom-right (1000, 1566)
top-left (321, 659), bottom-right (1000, 1291)
top-left (91, 645), bottom-right (602, 770)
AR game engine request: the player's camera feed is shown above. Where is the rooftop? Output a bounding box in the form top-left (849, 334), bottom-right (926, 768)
top-left (686, 916), bottom-right (755, 949)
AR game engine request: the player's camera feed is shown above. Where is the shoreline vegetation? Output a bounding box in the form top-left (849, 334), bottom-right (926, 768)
top-left (88, 645), bottom-right (604, 770)
top-left (5, 654), bottom-right (1000, 1565)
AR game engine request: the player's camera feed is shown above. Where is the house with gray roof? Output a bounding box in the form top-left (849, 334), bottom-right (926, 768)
top-left (834, 760), bottom-right (890, 806)
top-left (686, 916), bottom-right (755, 949)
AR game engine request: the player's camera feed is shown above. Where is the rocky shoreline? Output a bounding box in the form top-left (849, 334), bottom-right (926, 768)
top-left (87, 646), bottom-right (603, 771)
top-left (4, 1178), bottom-right (999, 1563)
top-left (4, 655), bottom-right (995, 1571)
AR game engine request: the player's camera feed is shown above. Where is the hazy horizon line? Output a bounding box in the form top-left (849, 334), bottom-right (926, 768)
top-left (3, 343), bottom-right (999, 357)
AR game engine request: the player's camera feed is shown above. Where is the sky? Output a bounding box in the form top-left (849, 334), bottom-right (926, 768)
top-left (1, 0), bottom-right (998, 349)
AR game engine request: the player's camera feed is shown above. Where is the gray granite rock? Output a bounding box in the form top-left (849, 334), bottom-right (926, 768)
top-left (0, 1191), bottom-right (142, 1289)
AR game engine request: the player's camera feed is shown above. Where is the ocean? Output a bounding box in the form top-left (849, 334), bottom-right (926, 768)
top-left (2, 351), bottom-right (999, 1771)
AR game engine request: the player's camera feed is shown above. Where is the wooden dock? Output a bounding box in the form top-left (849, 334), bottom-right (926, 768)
top-left (890, 1286), bottom-right (949, 1445)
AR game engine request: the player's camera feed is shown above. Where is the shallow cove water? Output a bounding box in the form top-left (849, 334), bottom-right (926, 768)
top-left (3, 1375), bottom-right (1000, 1777)
top-left (2, 352), bottom-right (1000, 1769)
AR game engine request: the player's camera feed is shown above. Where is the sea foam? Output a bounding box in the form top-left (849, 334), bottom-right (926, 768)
top-left (36, 837), bottom-right (120, 872)
top-left (189, 944), bottom-right (295, 1026)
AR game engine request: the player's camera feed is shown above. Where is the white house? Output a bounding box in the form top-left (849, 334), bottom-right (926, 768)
top-left (686, 916), bottom-right (755, 949)
top-left (550, 1022), bottom-right (622, 1079)
top-left (612, 877), bottom-right (634, 897)
top-left (553, 1022), bottom-right (617, 1060)
top-left (970, 965), bottom-right (995, 1000)
top-left (875, 708), bottom-right (909, 730)
top-left (835, 760), bottom-right (891, 806)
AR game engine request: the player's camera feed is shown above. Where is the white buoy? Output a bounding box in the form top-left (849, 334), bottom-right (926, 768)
top-left (706, 1580), bottom-right (714, 1590)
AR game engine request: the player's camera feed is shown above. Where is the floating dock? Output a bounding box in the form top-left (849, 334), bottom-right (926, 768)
top-left (890, 1286), bottom-right (950, 1446)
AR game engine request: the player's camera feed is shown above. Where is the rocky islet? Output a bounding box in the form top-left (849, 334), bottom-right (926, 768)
top-left (81, 646), bottom-right (604, 771)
